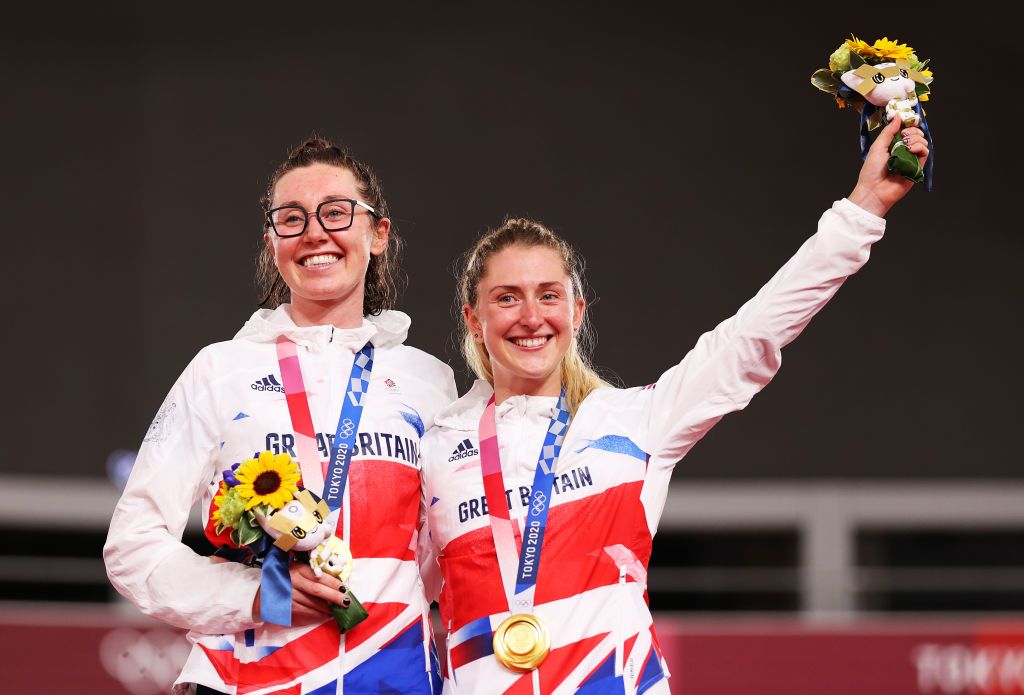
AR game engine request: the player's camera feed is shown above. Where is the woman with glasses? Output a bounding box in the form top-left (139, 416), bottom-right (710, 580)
top-left (105, 138), bottom-right (456, 695)
top-left (420, 118), bottom-right (929, 693)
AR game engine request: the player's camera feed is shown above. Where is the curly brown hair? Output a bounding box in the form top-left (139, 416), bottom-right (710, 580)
top-left (256, 137), bottom-right (403, 316)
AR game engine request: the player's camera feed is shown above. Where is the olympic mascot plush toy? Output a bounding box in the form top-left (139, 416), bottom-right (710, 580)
top-left (253, 488), bottom-right (369, 631)
top-left (252, 488), bottom-right (331, 552)
top-left (206, 451), bottom-right (368, 631)
top-left (811, 36), bottom-right (934, 189)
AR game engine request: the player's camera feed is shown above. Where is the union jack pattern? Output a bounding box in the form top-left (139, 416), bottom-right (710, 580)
top-left (105, 309), bottom-right (457, 695)
top-left (421, 201), bottom-right (886, 693)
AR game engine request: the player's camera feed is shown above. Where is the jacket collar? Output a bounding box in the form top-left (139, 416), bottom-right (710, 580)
top-left (434, 379), bottom-right (559, 430)
top-left (233, 304), bottom-right (410, 352)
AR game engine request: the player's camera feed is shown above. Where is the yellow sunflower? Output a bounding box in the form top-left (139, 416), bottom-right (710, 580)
top-left (918, 67), bottom-right (934, 101)
top-left (845, 35), bottom-right (878, 59)
top-left (234, 451), bottom-right (301, 510)
top-left (845, 36), bottom-right (917, 63)
top-left (211, 481), bottom-right (228, 526)
top-left (872, 37), bottom-right (915, 61)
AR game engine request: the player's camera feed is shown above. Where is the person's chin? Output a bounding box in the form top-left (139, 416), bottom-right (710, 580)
top-left (509, 362), bottom-right (560, 385)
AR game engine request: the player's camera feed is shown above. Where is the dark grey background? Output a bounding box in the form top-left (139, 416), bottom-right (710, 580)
top-left (4, 5), bottom-right (1020, 479)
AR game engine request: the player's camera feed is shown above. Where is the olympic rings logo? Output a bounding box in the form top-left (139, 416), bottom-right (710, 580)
top-left (338, 418), bottom-right (356, 438)
top-left (531, 491), bottom-right (548, 516)
top-left (100, 627), bottom-right (190, 694)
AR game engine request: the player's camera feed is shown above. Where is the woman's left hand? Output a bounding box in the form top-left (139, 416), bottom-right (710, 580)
top-left (848, 116), bottom-right (930, 218)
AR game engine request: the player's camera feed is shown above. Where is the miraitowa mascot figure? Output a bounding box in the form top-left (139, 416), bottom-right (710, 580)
top-left (207, 451), bottom-right (369, 631)
top-left (812, 36), bottom-right (935, 189)
top-left (254, 490), bottom-right (369, 631)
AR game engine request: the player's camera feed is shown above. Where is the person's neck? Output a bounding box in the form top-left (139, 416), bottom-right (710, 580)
top-left (493, 371), bottom-right (562, 405)
top-left (289, 295), bottom-right (365, 329)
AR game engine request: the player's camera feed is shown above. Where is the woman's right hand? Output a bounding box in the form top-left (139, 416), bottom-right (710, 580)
top-left (252, 562), bottom-right (349, 625)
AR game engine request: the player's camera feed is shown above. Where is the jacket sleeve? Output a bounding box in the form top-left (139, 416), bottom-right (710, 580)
top-left (416, 364), bottom-right (458, 604)
top-left (103, 348), bottom-right (262, 634)
top-left (636, 198), bottom-right (886, 466)
top-left (417, 486), bottom-right (442, 604)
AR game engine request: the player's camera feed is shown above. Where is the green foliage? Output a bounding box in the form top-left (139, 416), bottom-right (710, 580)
top-left (217, 487), bottom-right (246, 528)
top-left (811, 69), bottom-right (841, 94)
top-left (235, 511), bottom-right (264, 547)
top-left (829, 44), bottom-right (852, 72)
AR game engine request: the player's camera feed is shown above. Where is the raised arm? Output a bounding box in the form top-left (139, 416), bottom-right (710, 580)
top-left (638, 116), bottom-right (928, 464)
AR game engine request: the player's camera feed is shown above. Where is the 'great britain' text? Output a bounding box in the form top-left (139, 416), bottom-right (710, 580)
top-left (264, 431), bottom-right (419, 466)
top-left (457, 466), bottom-right (594, 523)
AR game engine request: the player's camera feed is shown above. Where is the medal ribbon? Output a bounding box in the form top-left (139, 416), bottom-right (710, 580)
top-left (479, 390), bottom-right (571, 615)
top-left (275, 336), bottom-right (374, 510)
top-left (262, 336), bottom-right (372, 626)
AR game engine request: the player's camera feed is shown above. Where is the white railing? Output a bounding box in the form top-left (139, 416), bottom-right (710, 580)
top-left (3, 475), bottom-right (1024, 616)
top-left (660, 482), bottom-right (1024, 615)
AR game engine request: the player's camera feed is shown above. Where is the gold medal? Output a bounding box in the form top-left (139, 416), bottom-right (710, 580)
top-left (492, 613), bottom-right (551, 672)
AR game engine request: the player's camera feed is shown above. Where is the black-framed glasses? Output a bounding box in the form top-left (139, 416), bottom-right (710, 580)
top-left (265, 198), bottom-right (380, 238)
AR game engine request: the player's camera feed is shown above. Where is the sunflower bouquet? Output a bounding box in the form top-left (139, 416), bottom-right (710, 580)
top-left (811, 35), bottom-right (934, 188)
top-left (207, 451), bottom-right (368, 631)
top-left (210, 451), bottom-right (301, 547)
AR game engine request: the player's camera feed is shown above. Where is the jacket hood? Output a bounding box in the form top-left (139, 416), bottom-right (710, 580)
top-left (434, 379), bottom-right (559, 430)
top-left (234, 305), bottom-right (411, 351)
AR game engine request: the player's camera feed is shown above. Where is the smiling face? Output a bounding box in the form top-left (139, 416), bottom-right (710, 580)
top-left (463, 244), bottom-right (585, 402)
top-left (265, 163), bottom-right (390, 326)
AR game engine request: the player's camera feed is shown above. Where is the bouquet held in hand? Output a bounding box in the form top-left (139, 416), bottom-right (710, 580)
top-left (811, 35), bottom-right (935, 189)
top-left (207, 451), bottom-right (368, 631)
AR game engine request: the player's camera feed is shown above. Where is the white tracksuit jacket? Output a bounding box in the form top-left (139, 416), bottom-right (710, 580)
top-left (104, 307), bottom-right (456, 695)
top-left (421, 200), bottom-right (886, 694)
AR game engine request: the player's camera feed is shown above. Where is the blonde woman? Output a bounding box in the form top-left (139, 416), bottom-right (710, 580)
top-left (421, 117), bottom-right (928, 693)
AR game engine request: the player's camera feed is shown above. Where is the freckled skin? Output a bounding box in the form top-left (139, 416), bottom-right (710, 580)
top-left (463, 246), bottom-right (585, 402)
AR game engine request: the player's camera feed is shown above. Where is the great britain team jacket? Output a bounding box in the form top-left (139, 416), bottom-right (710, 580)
top-left (104, 307), bottom-right (456, 695)
top-left (420, 199), bottom-right (886, 694)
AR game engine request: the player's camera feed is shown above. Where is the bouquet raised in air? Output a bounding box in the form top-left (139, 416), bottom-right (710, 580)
top-left (811, 35), bottom-right (934, 188)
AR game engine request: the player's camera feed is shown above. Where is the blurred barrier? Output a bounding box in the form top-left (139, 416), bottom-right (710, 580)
top-left (3, 605), bottom-right (1024, 694)
top-left (4, 476), bottom-right (1024, 692)
top-left (658, 482), bottom-right (1024, 614)
top-left (0, 604), bottom-right (188, 695)
top-left (5, 477), bottom-right (1024, 615)
top-left (660, 617), bottom-right (1024, 695)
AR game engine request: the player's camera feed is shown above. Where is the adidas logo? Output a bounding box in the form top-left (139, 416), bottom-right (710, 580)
top-left (448, 438), bottom-right (479, 462)
top-left (251, 374), bottom-right (284, 393)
